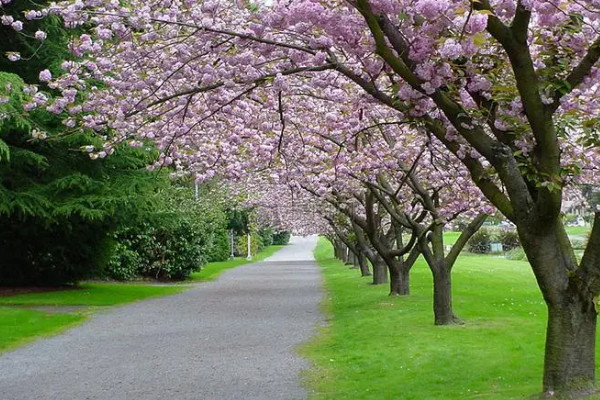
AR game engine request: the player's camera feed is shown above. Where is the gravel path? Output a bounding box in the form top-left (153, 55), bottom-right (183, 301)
top-left (0, 235), bottom-right (322, 400)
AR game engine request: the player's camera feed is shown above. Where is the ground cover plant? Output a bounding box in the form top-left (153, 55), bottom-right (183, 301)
top-left (302, 237), bottom-right (600, 400)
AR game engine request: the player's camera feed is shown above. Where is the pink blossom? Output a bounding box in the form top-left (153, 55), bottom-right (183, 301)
top-left (34, 30), bottom-right (47, 40)
top-left (39, 69), bottom-right (52, 82)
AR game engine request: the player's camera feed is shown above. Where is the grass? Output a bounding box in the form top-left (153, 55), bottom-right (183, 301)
top-left (0, 245), bottom-right (286, 352)
top-left (0, 307), bottom-right (85, 352)
top-left (0, 283), bottom-right (187, 352)
top-left (444, 225), bottom-right (591, 246)
top-left (0, 283), bottom-right (187, 306)
top-left (442, 231), bottom-right (462, 245)
top-left (302, 237), bottom-right (600, 400)
top-left (565, 225), bottom-right (591, 237)
top-left (188, 245), bottom-right (285, 282)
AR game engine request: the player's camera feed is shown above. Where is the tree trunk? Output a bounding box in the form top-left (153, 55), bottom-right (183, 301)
top-left (357, 252), bottom-right (371, 276)
top-left (543, 301), bottom-right (597, 398)
top-left (348, 249), bottom-right (359, 268)
top-left (432, 265), bottom-right (461, 325)
top-left (388, 261), bottom-right (410, 296)
top-left (372, 258), bottom-right (388, 285)
top-left (333, 239), bottom-right (342, 260)
top-left (342, 244), bottom-right (350, 264)
top-left (399, 265), bottom-right (410, 295)
top-left (517, 225), bottom-right (598, 398)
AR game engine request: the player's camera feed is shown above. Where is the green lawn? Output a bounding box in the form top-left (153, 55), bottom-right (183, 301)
top-left (0, 283), bottom-right (186, 306)
top-left (188, 245), bottom-right (285, 282)
top-left (0, 245), bottom-right (286, 353)
top-left (442, 231), bottom-right (462, 245)
top-left (302, 237), bottom-right (600, 400)
top-left (0, 307), bottom-right (85, 352)
top-left (444, 226), bottom-right (591, 245)
top-left (565, 225), bottom-right (591, 237)
top-left (0, 283), bottom-right (187, 352)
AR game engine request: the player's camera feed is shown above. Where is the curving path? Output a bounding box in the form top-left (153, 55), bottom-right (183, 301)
top-left (0, 235), bottom-right (322, 400)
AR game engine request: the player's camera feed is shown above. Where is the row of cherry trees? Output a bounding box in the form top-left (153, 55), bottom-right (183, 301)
top-left (3, 0), bottom-right (600, 397)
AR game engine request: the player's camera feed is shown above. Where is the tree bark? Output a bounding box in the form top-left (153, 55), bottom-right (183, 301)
top-left (543, 301), bottom-right (597, 398)
top-left (399, 265), bottom-right (410, 295)
top-left (348, 249), bottom-right (359, 268)
top-left (432, 265), bottom-right (462, 325)
top-left (357, 251), bottom-right (371, 276)
top-left (519, 226), bottom-right (598, 398)
top-left (372, 257), bottom-right (388, 285)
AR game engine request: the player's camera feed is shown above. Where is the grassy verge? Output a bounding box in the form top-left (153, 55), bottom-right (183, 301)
top-left (0, 283), bottom-right (187, 353)
top-left (0, 245), bottom-right (285, 352)
top-left (0, 283), bottom-right (186, 306)
top-left (188, 244), bottom-right (285, 282)
top-left (0, 307), bottom-right (85, 353)
top-left (302, 237), bottom-right (600, 400)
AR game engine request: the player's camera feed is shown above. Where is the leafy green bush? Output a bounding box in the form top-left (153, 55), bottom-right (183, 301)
top-left (0, 216), bottom-right (114, 285)
top-left (258, 227), bottom-right (274, 250)
top-left (272, 230), bottom-right (291, 245)
top-left (236, 233), bottom-right (261, 257)
top-left (497, 230), bottom-right (520, 251)
top-left (467, 229), bottom-right (492, 254)
top-left (571, 238), bottom-right (587, 251)
top-left (206, 229), bottom-right (231, 262)
top-left (505, 247), bottom-right (527, 261)
top-left (106, 183), bottom-right (233, 280)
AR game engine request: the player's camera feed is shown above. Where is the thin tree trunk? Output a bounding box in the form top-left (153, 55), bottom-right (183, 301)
top-left (432, 265), bottom-right (461, 325)
top-left (357, 251), bottom-right (371, 276)
top-left (348, 250), bottom-right (359, 268)
top-left (399, 265), bottom-right (410, 295)
top-left (372, 257), bottom-right (388, 285)
top-left (389, 263), bottom-right (401, 296)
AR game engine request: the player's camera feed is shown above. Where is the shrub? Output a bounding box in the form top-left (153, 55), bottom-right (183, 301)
top-left (467, 229), bottom-right (492, 254)
top-left (505, 247), bottom-right (527, 261)
top-left (106, 240), bottom-right (141, 281)
top-left (108, 218), bottom-right (205, 281)
top-left (497, 230), bottom-right (520, 251)
top-left (571, 238), bottom-right (587, 251)
top-left (206, 229), bottom-right (231, 262)
top-left (106, 183), bottom-right (231, 281)
top-left (272, 230), bottom-right (291, 245)
top-left (258, 227), bottom-right (274, 250)
top-left (236, 233), bottom-right (261, 257)
top-left (0, 215), bottom-right (114, 285)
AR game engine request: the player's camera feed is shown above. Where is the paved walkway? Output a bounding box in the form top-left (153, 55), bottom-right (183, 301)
top-left (0, 235), bottom-right (322, 400)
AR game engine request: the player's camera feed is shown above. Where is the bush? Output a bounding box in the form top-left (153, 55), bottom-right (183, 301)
top-left (106, 183), bottom-right (230, 281)
top-left (467, 229), bottom-right (492, 254)
top-left (497, 230), bottom-right (520, 251)
top-left (206, 229), bottom-right (231, 262)
top-left (505, 247), bottom-right (527, 261)
top-left (258, 227), bottom-right (274, 251)
top-left (272, 230), bottom-right (291, 245)
top-left (236, 233), bottom-right (261, 257)
top-left (106, 240), bottom-right (141, 281)
top-left (108, 218), bottom-right (205, 281)
top-left (571, 238), bottom-right (587, 251)
top-left (0, 215), bottom-right (114, 285)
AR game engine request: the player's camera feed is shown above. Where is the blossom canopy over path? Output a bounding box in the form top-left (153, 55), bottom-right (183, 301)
top-left (3, 0), bottom-right (600, 397)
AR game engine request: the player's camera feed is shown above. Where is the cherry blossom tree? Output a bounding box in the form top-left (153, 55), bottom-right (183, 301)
top-left (4, 0), bottom-right (600, 396)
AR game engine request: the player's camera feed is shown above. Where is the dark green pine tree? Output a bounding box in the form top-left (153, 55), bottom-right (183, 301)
top-left (0, 2), bottom-right (164, 285)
